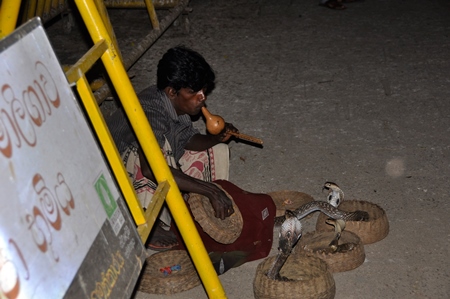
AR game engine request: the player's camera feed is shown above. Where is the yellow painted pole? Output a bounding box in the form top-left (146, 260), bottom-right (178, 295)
top-left (93, 0), bottom-right (123, 62)
top-left (0, 0), bottom-right (22, 38)
top-left (35, 0), bottom-right (45, 18)
top-left (73, 0), bottom-right (227, 297)
top-left (25, 0), bottom-right (37, 22)
top-left (136, 180), bottom-right (170, 243)
top-left (65, 40), bottom-right (147, 225)
top-left (51, 0), bottom-right (59, 10)
top-left (43, 0), bottom-right (52, 19)
top-left (143, 0), bottom-right (160, 30)
top-left (76, 76), bottom-right (147, 225)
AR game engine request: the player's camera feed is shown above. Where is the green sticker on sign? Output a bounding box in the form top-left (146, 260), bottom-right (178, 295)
top-left (95, 173), bottom-right (117, 218)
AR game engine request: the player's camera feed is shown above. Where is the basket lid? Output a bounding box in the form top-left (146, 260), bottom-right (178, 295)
top-left (137, 250), bottom-right (201, 295)
top-left (253, 253), bottom-right (336, 299)
top-left (315, 199), bottom-right (389, 244)
top-left (298, 230), bottom-right (365, 273)
top-left (268, 190), bottom-right (315, 217)
top-left (188, 184), bottom-right (243, 244)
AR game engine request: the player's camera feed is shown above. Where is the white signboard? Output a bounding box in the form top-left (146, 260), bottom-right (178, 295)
top-left (0, 18), bottom-right (145, 299)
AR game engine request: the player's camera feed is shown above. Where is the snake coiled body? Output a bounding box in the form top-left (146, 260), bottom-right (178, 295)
top-left (274, 200), bottom-right (369, 226)
top-left (268, 201), bottom-right (368, 281)
top-left (267, 210), bottom-right (302, 280)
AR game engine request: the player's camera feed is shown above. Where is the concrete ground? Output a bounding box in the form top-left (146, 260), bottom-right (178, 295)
top-left (47, 0), bottom-right (450, 298)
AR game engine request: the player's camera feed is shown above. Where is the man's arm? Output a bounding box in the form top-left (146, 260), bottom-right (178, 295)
top-left (184, 122), bottom-right (238, 151)
top-left (138, 148), bottom-right (234, 219)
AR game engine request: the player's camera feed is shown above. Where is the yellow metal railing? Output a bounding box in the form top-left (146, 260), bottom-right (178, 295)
top-left (1, 0), bottom-right (227, 298)
top-left (21, 0), bottom-right (67, 25)
top-left (0, 0), bottom-right (22, 38)
top-left (71, 1), bottom-right (227, 294)
top-left (3, 0), bottom-right (188, 102)
top-left (65, 39), bottom-right (147, 225)
top-left (13, 0), bottom-right (180, 28)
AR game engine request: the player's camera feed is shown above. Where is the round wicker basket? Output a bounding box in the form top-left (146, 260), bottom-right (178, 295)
top-left (268, 190), bottom-right (315, 218)
top-left (187, 186), bottom-right (243, 244)
top-left (297, 230), bottom-right (365, 272)
top-left (253, 254), bottom-right (336, 299)
top-left (137, 250), bottom-right (201, 295)
top-left (315, 200), bottom-right (389, 244)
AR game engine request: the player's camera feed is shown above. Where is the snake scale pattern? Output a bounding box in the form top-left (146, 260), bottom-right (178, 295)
top-left (268, 200), bottom-right (368, 281)
top-left (274, 200), bottom-right (369, 226)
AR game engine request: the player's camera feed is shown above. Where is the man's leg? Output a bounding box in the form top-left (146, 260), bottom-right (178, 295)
top-left (180, 143), bottom-right (230, 181)
top-left (122, 145), bottom-right (178, 251)
top-left (123, 143), bottom-right (230, 250)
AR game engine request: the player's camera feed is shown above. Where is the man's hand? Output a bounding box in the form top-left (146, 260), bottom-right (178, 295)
top-left (217, 122), bottom-right (239, 142)
top-left (158, 165), bottom-right (235, 220)
top-left (207, 185), bottom-right (235, 220)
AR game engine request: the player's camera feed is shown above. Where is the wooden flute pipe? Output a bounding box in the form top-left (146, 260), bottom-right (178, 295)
top-left (201, 107), bottom-right (263, 145)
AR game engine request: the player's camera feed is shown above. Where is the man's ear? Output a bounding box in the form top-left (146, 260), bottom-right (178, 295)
top-left (164, 86), bottom-right (177, 99)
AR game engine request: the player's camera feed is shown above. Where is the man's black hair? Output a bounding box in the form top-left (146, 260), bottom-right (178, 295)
top-left (157, 46), bottom-right (216, 94)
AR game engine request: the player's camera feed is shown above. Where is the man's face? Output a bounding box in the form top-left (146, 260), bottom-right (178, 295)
top-left (170, 87), bottom-right (207, 116)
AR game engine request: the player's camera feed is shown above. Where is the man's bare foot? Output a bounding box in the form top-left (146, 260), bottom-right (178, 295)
top-left (146, 221), bottom-right (179, 251)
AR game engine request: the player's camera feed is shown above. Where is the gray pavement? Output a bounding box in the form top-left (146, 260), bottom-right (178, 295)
top-left (48, 0), bottom-right (450, 298)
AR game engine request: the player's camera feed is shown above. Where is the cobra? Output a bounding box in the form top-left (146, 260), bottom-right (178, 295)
top-left (274, 200), bottom-right (368, 226)
top-left (268, 200), bottom-right (368, 280)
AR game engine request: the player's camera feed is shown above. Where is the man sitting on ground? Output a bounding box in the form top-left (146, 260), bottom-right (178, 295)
top-left (107, 46), bottom-right (238, 251)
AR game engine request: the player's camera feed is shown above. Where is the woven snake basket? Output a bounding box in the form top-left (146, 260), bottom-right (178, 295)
top-left (297, 230), bottom-right (365, 272)
top-left (268, 190), bottom-right (315, 218)
top-left (187, 186), bottom-right (243, 244)
top-left (136, 250), bottom-right (201, 295)
top-left (253, 254), bottom-right (336, 299)
top-left (316, 200), bottom-right (389, 244)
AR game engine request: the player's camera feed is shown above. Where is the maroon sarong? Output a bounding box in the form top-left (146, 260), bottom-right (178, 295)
top-left (173, 180), bottom-right (276, 275)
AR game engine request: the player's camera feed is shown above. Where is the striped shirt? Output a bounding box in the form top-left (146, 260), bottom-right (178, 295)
top-left (106, 85), bottom-right (199, 162)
